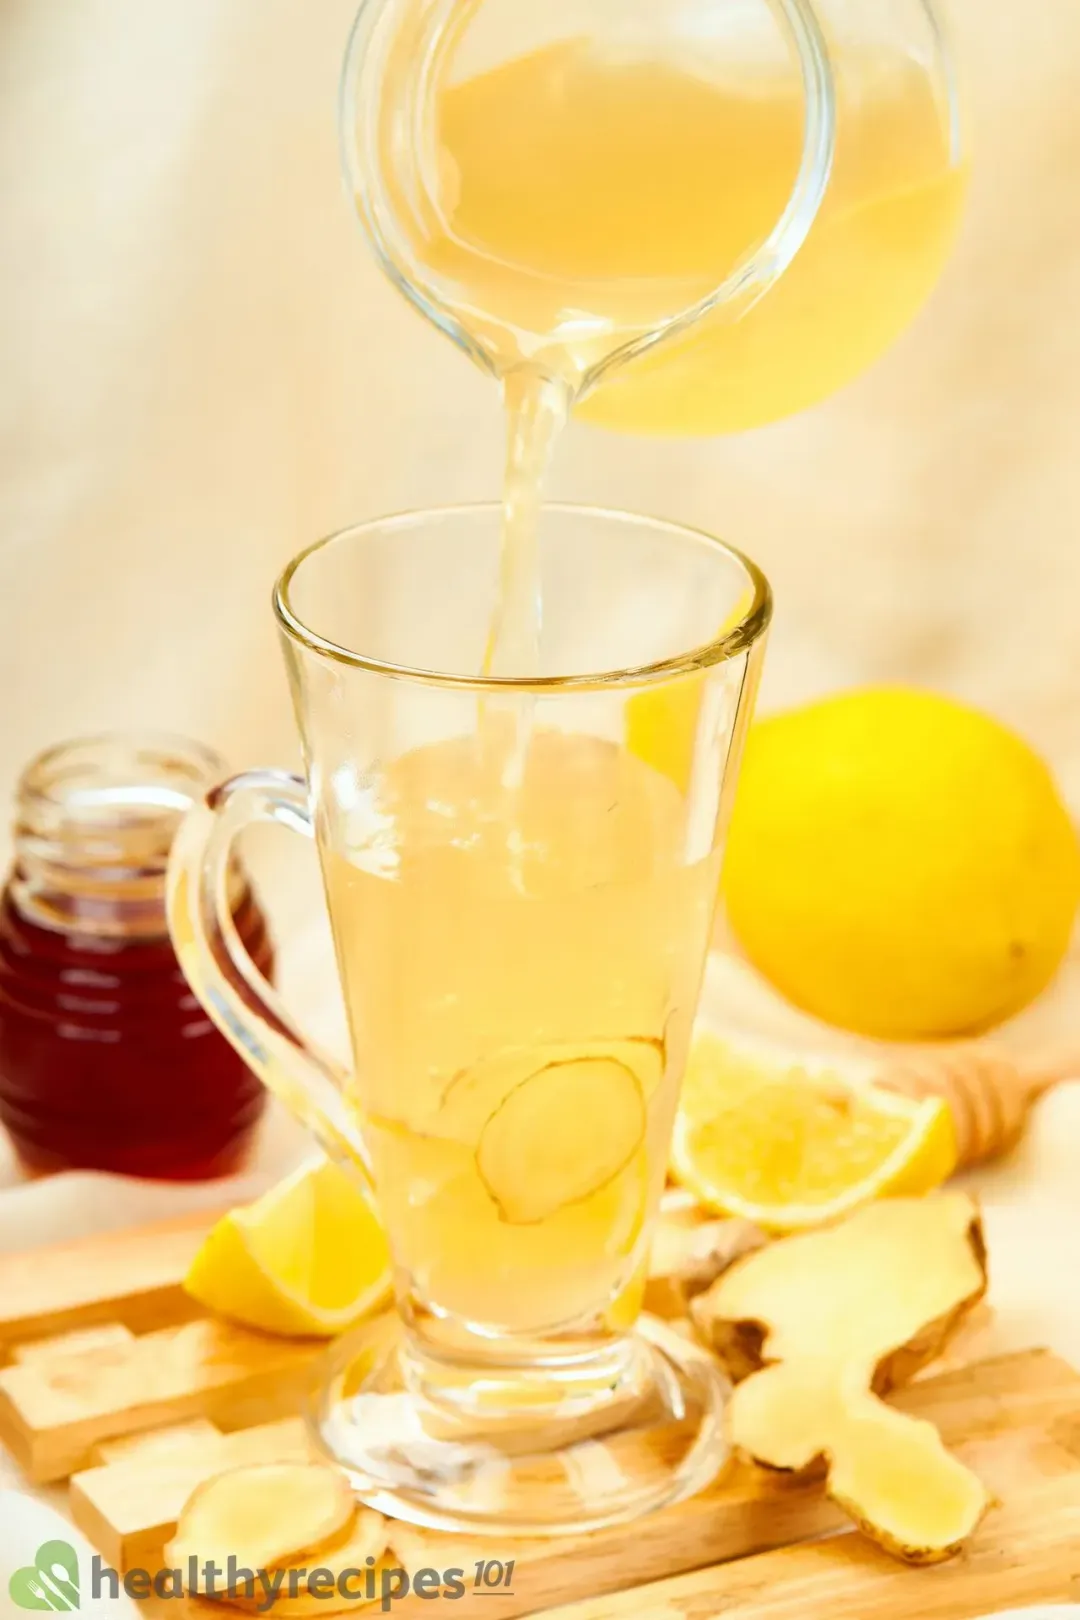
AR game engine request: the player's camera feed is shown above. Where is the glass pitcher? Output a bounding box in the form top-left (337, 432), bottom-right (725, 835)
top-left (341, 0), bottom-right (837, 405)
top-left (340, 0), bottom-right (965, 434)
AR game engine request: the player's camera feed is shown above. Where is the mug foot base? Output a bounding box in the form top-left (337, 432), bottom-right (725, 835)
top-left (310, 1314), bottom-right (730, 1537)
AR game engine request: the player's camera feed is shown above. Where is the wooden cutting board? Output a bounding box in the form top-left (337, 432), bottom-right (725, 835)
top-left (2, 1210), bottom-right (1080, 1619)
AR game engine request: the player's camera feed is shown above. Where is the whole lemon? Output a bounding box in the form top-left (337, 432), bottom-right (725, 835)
top-left (723, 687), bottom-right (1080, 1039)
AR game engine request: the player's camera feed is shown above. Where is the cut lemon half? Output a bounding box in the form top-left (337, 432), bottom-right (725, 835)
top-left (670, 1032), bottom-right (957, 1232)
top-left (185, 1158), bottom-right (392, 1337)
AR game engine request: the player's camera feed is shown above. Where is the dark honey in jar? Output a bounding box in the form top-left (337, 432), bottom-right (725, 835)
top-left (0, 734), bottom-right (274, 1178)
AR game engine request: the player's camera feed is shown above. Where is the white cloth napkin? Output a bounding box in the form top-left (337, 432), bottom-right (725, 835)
top-left (0, 1101), bottom-right (310, 1256)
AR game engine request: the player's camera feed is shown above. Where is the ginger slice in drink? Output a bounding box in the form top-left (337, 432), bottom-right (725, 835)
top-left (165, 1462), bottom-right (356, 1584)
top-left (438, 1035), bottom-right (663, 1147)
top-left (691, 1193), bottom-right (990, 1563)
top-left (476, 1054), bottom-right (647, 1224)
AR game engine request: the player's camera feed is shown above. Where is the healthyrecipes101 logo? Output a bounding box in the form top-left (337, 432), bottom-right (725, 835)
top-left (10, 1540), bottom-right (81, 1611)
top-left (9, 1538), bottom-right (517, 1613)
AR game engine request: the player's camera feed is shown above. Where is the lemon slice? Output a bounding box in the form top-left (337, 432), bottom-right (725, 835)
top-left (670, 1033), bottom-right (957, 1232)
top-left (477, 1056), bottom-right (646, 1224)
top-left (185, 1158), bottom-right (392, 1337)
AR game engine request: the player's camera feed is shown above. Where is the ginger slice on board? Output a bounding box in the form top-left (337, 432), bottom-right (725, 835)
top-left (692, 1192), bottom-right (990, 1563)
top-left (165, 1463), bottom-right (356, 1586)
top-left (212, 1510), bottom-right (391, 1615)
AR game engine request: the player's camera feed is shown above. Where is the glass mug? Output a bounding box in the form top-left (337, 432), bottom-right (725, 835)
top-left (168, 503), bottom-right (771, 1534)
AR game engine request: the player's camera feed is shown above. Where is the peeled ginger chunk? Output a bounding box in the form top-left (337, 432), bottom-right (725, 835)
top-left (829, 1394), bottom-right (990, 1563)
top-left (729, 1364), bottom-right (990, 1561)
top-left (165, 1463), bottom-right (356, 1583)
top-left (693, 1193), bottom-right (990, 1563)
top-left (693, 1191), bottom-right (987, 1386)
top-left (724, 1361), bottom-right (848, 1472)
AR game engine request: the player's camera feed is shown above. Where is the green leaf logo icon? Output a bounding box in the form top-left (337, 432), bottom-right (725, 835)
top-left (9, 1540), bottom-right (81, 1611)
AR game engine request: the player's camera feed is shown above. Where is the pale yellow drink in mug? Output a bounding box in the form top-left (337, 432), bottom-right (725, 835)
top-left (325, 729), bottom-right (722, 1333)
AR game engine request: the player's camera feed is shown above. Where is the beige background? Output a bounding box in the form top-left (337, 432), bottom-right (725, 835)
top-left (5, 0), bottom-right (1080, 1536)
top-left (2, 0), bottom-right (1079, 814)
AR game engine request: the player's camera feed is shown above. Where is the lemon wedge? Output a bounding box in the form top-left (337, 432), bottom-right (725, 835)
top-left (670, 1033), bottom-right (957, 1232)
top-left (185, 1158), bottom-right (392, 1337)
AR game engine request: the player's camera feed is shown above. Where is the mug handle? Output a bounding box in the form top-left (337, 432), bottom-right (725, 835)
top-left (167, 768), bottom-right (374, 1186)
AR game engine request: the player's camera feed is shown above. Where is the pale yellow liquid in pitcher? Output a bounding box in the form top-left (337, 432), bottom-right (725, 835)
top-left (327, 730), bottom-right (721, 1334)
top-left (427, 40), bottom-right (966, 434)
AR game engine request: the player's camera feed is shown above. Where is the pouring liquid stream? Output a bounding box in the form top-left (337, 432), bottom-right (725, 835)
top-left (482, 370), bottom-right (571, 684)
top-left (478, 370), bottom-right (570, 820)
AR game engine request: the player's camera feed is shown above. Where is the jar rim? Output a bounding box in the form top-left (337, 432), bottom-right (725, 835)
top-left (11, 732), bottom-right (233, 939)
top-left (19, 732), bottom-right (228, 817)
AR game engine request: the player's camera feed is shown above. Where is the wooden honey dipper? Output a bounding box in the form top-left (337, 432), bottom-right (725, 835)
top-left (875, 1040), bottom-right (1080, 1168)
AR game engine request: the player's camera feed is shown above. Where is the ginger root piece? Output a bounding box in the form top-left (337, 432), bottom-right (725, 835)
top-left (165, 1463), bottom-right (357, 1587)
top-left (693, 1193), bottom-right (990, 1563)
top-left (692, 1191), bottom-right (987, 1387)
top-left (828, 1394), bottom-right (990, 1564)
top-left (645, 1217), bottom-right (767, 1319)
top-left (729, 1363), bottom-right (989, 1561)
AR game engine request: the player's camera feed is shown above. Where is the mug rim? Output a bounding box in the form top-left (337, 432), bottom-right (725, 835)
top-left (272, 501), bottom-right (772, 693)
